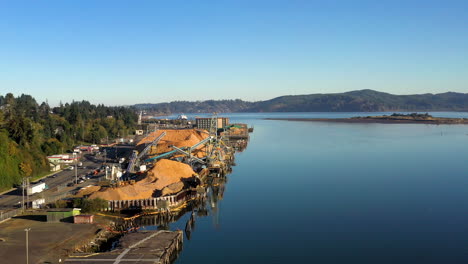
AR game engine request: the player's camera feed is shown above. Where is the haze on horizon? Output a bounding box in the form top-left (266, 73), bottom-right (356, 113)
top-left (0, 0), bottom-right (467, 107)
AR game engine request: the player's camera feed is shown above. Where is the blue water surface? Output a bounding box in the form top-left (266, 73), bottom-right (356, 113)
top-left (152, 112), bottom-right (468, 264)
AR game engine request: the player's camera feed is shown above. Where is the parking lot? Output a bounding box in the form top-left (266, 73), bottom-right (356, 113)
top-left (0, 215), bottom-right (101, 264)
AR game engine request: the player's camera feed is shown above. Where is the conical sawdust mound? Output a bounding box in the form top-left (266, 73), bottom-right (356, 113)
top-left (137, 129), bottom-right (209, 157)
top-left (89, 159), bottom-right (195, 201)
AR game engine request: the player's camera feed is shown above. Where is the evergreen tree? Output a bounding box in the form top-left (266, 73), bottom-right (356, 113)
top-left (0, 93), bottom-right (138, 190)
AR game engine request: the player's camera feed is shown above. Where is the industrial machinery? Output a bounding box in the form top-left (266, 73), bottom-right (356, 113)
top-left (126, 131), bottom-right (166, 174)
top-left (143, 136), bottom-right (213, 164)
top-left (140, 114), bottom-right (234, 175)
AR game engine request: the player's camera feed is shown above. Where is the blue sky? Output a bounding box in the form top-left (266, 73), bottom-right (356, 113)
top-left (0, 0), bottom-right (467, 106)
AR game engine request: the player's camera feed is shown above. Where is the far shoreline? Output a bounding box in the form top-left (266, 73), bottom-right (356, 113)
top-left (264, 117), bottom-right (468, 125)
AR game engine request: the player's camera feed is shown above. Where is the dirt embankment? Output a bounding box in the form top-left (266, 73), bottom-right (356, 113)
top-left (75, 185), bottom-right (102, 198)
top-left (88, 159), bottom-right (196, 200)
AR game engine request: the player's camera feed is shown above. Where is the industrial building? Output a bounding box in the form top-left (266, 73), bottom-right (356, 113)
top-left (196, 117), bottom-right (229, 130)
top-left (47, 154), bottom-right (78, 164)
top-left (74, 214), bottom-right (94, 224)
top-left (47, 154), bottom-right (79, 171)
top-left (74, 145), bottom-right (99, 153)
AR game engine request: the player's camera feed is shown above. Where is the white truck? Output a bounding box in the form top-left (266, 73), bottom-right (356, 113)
top-left (26, 182), bottom-right (47, 195)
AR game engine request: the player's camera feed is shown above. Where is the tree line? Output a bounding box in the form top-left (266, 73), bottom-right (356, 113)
top-left (134, 90), bottom-right (468, 113)
top-left (0, 93), bottom-right (138, 190)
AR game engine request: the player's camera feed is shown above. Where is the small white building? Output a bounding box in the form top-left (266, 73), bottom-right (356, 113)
top-left (49, 163), bottom-right (61, 172)
top-left (32, 198), bottom-right (45, 209)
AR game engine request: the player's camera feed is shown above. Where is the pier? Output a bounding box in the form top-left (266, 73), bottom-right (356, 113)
top-left (66, 230), bottom-right (183, 264)
top-left (106, 188), bottom-right (205, 211)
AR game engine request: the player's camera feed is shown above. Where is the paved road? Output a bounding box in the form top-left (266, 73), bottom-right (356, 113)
top-left (0, 145), bottom-right (135, 211)
top-left (0, 152), bottom-right (105, 210)
top-left (0, 216), bottom-right (101, 264)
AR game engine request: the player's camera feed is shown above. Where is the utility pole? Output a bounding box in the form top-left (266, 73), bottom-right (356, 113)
top-left (24, 228), bottom-right (31, 264)
top-left (103, 149), bottom-right (107, 165)
top-left (26, 177), bottom-right (30, 209)
top-left (73, 153), bottom-right (78, 185)
top-left (21, 178), bottom-right (25, 212)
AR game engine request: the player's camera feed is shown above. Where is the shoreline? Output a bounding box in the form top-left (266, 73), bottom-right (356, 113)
top-left (264, 117), bottom-right (468, 125)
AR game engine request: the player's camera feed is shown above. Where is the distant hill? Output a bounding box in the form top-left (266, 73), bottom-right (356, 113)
top-left (134, 90), bottom-right (468, 113)
top-left (134, 99), bottom-right (253, 114)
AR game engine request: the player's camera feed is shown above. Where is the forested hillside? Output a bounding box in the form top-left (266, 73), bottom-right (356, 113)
top-left (0, 93), bottom-right (137, 190)
top-left (247, 90), bottom-right (468, 112)
top-left (134, 99), bottom-right (252, 114)
top-left (134, 90), bottom-right (468, 113)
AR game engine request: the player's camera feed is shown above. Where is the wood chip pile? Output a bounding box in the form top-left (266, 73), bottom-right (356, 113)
top-left (88, 159), bottom-right (196, 201)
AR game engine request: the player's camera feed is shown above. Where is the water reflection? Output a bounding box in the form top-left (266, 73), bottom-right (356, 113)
top-left (131, 175), bottom-right (227, 241)
top-left (108, 134), bottom-right (247, 247)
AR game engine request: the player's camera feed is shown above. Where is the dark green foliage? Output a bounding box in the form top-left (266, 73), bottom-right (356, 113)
top-left (391, 112), bottom-right (432, 118)
top-left (135, 90), bottom-right (468, 113)
top-left (81, 198), bottom-right (108, 213)
top-left (246, 90), bottom-right (468, 112)
top-left (73, 198), bottom-right (83, 208)
top-left (0, 93), bottom-right (138, 190)
top-left (54, 199), bottom-right (68, 208)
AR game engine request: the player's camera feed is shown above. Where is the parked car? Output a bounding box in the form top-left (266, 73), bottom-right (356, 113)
top-left (67, 182), bottom-right (75, 187)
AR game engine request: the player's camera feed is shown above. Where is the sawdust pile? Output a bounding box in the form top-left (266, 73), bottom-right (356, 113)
top-left (88, 159), bottom-right (196, 201)
top-left (75, 185), bottom-right (101, 197)
top-left (137, 129), bottom-right (209, 158)
top-left (229, 127), bottom-right (243, 135)
top-left (227, 126), bottom-right (247, 135)
top-left (144, 159), bottom-right (196, 189)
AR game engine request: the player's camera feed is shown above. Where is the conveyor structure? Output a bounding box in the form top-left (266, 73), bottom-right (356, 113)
top-left (144, 136), bottom-right (213, 164)
top-left (126, 131), bottom-right (166, 174)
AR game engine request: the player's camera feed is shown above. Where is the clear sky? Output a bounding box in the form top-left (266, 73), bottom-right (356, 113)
top-left (0, 0), bottom-right (467, 106)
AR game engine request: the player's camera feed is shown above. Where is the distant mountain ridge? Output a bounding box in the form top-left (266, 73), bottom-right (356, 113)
top-left (134, 90), bottom-right (468, 113)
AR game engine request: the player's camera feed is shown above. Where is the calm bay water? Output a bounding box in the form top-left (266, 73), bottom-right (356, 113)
top-left (154, 112), bottom-right (468, 263)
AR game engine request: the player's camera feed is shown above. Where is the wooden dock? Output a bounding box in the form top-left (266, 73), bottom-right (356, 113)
top-left (65, 230), bottom-right (183, 264)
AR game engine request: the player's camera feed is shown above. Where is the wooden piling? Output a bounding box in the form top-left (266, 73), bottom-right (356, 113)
top-left (66, 230), bottom-right (183, 264)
